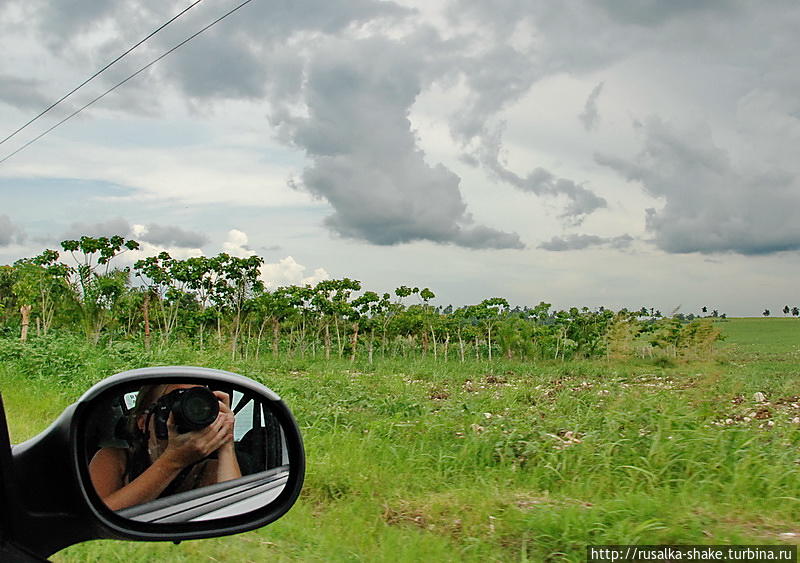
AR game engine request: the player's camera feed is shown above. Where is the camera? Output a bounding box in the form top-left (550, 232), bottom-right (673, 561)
top-left (152, 387), bottom-right (220, 440)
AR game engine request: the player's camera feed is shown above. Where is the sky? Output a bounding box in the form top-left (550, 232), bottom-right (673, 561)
top-left (1, 0), bottom-right (799, 316)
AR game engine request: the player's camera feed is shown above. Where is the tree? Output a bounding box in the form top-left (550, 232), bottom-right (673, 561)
top-left (133, 252), bottom-right (189, 346)
top-left (792, 307), bottom-right (799, 317)
top-left (784, 305), bottom-right (791, 316)
top-left (763, 309), bottom-right (770, 317)
top-left (216, 254), bottom-right (264, 359)
top-left (12, 250), bottom-right (70, 340)
top-left (60, 235), bottom-right (140, 342)
top-left (418, 288), bottom-right (439, 360)
top-left (470, 297), bottom-right (509, 361)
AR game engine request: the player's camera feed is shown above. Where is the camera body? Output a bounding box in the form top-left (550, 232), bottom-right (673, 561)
top-left (152, 387), bottom-right (220, 440)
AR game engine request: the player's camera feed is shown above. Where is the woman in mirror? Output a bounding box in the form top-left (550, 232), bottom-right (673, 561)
top-left (88, 384), bottom-right (242, 511)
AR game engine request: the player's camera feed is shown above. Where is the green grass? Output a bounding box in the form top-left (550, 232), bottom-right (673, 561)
top-left (717, 317), bottom-right (800, 358)
top-left (1, 319), bottom-right (799, 561)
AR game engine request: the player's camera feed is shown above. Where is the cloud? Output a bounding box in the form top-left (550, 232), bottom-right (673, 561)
top-left (61, 219), bottom-right (207, 250)
top-left (450, 44), bottom-right (542, 143)
top-left (478, 126), bottom-right (607, 223)
top-left (579, 81), bottom-right (604, 131)
top-left (538, 233), bottom-right (633, 251)
top-left (222, 229), bottom-right (255, 257)
top-left (133, 223), bottom-right (208, 248)
top-left (0, 75), bottom-right (51, 110)
top-left (0, 215), bottom-right (26, 247)
top-left (280, 36), bottom-right (523, 249)
top-left (261, 256), bottom-right (330, 288)
top-left (153, 0), bottom-right (413, 103)
top-left (22, 0), bottom-right (118, 50)
top-left (596, 116), bottom-right (800, 255)
top-left (595, 0), bottom-right (736, 27)
top-left (60, 217), bottom-right (132, 240)
top-left (9, 0), bottom-right (796, 257)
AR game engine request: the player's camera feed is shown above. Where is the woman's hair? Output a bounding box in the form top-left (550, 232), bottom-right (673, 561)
top-left (127, 384), bottom-right (167, 439)
top-left (124, 383), bottom-right (168, 484)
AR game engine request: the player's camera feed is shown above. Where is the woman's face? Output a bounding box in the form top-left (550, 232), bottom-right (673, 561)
top-left (137, 384), bottom-right (207, 455)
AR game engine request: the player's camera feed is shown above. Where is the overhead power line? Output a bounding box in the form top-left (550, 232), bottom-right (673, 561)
top-left (0, 0), bottom-right (205, 148)
top-left (0, 0), bottom-right (257, 166)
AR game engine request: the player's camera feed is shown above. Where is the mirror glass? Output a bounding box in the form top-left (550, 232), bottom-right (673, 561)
top-left (83, 381), bottom-right (290, 523)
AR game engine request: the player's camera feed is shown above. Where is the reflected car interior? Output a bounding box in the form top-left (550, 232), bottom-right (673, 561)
top-left (83, 382), bottom-right (290, 523)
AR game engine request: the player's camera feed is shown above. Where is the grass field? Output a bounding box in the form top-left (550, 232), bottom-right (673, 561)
top-left (1, 318), bottom-right (799, 561)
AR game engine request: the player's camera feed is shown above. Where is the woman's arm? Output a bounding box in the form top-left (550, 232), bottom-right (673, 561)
top-left (212, 391), bottom-right (242, 483)
top-left (89, 410), bottom-right (235, 511)
top-left (89, 447), bottom-right (185, 511)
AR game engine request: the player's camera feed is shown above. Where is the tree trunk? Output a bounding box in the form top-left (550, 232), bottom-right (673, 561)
top-left (272, 318), bottom-right (280, 358)
top-left (443, 333), bottom-right (450, 362)
top-left (244, 320), bottom-right (252, 361)
top-left (143, 292), bottom-right (151, 351)
top-left (335, 319), bottom-right (343, 358)
top-left (350, 322), bottom-right (359, 362)
top-left (368, 328), bottom-right (374, 365)
top-left (255, 317), bottom-right (268, 360)
top-left (487, 326), bottom-right (493, 362)
top-left (231, 312), bottom-right (241, 361)
top-left (20, 305), bottom-right (31, 342)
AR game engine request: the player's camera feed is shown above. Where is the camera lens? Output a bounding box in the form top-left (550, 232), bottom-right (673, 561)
top-left (175, 387), bottom-right (219, 430)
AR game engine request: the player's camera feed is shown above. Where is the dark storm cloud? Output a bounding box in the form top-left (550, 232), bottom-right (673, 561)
top-left (59, 219), bottom-right (205, 248)
top-left (479, 127), bottom-right (606, 223)
top-left (450, 44), bottom-right (541, 142)
top-left (30, 0), bottom-right (117, 49)
top-left (60, 218), bottom-right (133, 241)
top-left (284, 36), bottom-right (523, 249)
top-left (139, 224), bottom-right (208, 248)
top-left (0, 215), bottom-right (26, 247)
top-left (538, 233), bottom-right (632, 251)
top-left (596, 117), bottom-right (800, 255)
top-left (12, 0), bottom-right (798, 253)
top-left (164, 31), bottom-right (268, 100)
top-left (0, 75), bottom-right (51, 110)
top-left (15, 0), bottom-right (519, 249)
top-left (138, 0), bottom-right (412, 103)
top-left (579, 82), bottom-right (604, 131)
top-left (595, 0), bottom-right (737, 27)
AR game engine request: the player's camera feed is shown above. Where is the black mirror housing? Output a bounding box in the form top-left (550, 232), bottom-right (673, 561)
top-left (2, 367), bottom-right (305, 559)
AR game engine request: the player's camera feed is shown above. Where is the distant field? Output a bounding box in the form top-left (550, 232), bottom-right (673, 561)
top-left (717, 317), bottom-right (800, 357)
top-left (1, 319), bottom-right (798, 562)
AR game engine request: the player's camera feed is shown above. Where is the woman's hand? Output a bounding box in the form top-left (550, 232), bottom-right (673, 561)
top-left (160, 394), bottom-right (235, 469)
top-left (210, 391), bottom-right (242, 483)
top-left (212, 391), bottom-right (236, 448)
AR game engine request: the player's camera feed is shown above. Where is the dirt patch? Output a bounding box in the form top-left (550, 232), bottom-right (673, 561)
top-left (382, 504), bottom-right (429, 529)
top-left (513, 492), bottom-right (592, 510)
top-left (381, 501), bottom-right (464, 538)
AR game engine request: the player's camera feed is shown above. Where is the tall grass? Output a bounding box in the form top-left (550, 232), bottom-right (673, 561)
top-left (0, 319), bottom-right (797, 561)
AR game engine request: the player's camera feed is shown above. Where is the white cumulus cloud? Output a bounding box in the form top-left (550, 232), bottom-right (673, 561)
top-left (261, 256), bottom-right (330, 288)
top-left (222, 229), bottom-right (256, 257)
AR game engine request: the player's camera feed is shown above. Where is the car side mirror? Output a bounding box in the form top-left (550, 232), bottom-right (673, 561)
top-left (1, 367), bottom-right (305, 560)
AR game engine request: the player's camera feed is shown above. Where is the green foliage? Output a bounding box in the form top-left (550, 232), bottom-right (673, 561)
top-left (1, 234), bottom-right (727, 364)
top-left (0, 319), bottom-right (796, 561)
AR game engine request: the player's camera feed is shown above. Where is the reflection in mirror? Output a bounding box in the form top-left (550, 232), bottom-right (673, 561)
top-left (84, 381), bottom-right (289, 523)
